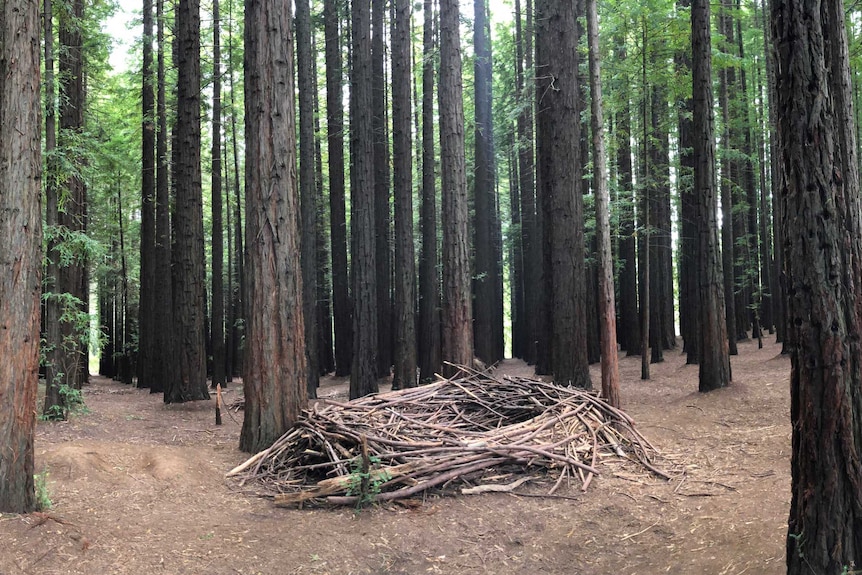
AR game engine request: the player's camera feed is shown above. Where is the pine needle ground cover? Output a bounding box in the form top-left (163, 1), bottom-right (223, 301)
top-left (227, 369), bottom-right (671, 506)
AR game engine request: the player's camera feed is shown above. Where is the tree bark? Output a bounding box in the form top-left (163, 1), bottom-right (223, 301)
top-left (210, 0), bottom-right (226, 389)
top-left (168, 0), bottom-right (209, 403)
top-left (0, 0), bottom-right (41, 511)
top-left (586, 0), bottom-right (620, 407)
top-left (614, 36), bottom-right (640, 357)
top-left (391, 0), bottom-right (417, 390)
top-left (536, 0), bottom-right (590, 388)
top-left (418, 0), bottom-right (441, 382)
top-left (472, 0), bottom-right (501, 366)
top-left (677, 0), bottom-right (699, 364)
top-left (772, 1), bottom-right (862, 572)
top-left (296, 0), bottom-right (318, 398)
top-left (137, 0), bottom-right (157, 390)
top-left (240, 0), bottom-right (307, 452)
top-left (373, 0), bottom-right (392, 379)
top-left (324, 0), bottom-right (352, 377)
top-left (692, 0), bottom-right (731, 392)
top-left (718, 3), bottom-right (739, 355)
top-left (350, 0), bottom-right (379, 398)
top-left (439, 0), bottom-right (473, 373)
top-left (151, 0), bottom-right (172, 395)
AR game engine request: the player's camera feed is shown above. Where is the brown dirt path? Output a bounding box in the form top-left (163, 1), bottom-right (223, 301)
top-left (0, 336), bottom-right (789, 574)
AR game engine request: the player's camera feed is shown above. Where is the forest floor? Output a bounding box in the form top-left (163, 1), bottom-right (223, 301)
top-left (1, 336), bottom-right (790, 575)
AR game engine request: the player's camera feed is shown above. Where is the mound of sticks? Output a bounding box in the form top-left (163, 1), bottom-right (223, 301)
top-left (227, 368), bottom-right (670, 506)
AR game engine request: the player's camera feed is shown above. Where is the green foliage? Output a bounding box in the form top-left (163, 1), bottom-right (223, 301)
top-left (33, 471), bottom-right (53, 511)
top-left (42, 383), bottom-right (90, 421)
top-left (41, 291), bottom-right (97, 420)
top-left (346, 453), bottom-right (391, 510)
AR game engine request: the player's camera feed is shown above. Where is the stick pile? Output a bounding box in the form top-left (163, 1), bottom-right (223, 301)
top-left (227, 369), bottom-right (670, 506)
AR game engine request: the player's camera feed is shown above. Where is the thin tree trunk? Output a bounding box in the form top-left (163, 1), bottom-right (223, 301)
top-left (640, 18), bottom-right (650, 380)
top-left (718, 3), bottom-right (739, 355)
top-left (373, 0), bottom-right (392, 379)
top-left (418, 0), bottom-right (441, 382)
top-left (137, 0), bottom-right (157, 390)
top-left (391, 0), bottom-right (417, 390)
top-left (43, 0), bottom-right (65, 416)
top-left (151, 0), bottom-right (172, 395)
top-left (472, 0), bottom-right (501, 366)
top-left (296, 0), bottom-right (319, 398)
top-left (586, 0), bottom-right (620, 407)
top-left (210, 0), bottom-right (226, 389)
top-left (325, 0), bottom-right (352, 377)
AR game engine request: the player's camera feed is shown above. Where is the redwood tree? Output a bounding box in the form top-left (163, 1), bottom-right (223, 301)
top-left (773, 0), bottom-right (862, 572)
top-left (168, 0), bottom-right (209, 403)
top-left (324, 0), bottom-right (352, 377)
top-left (536, 0), bottom-right (590, 388)
top-left (439, 0), bottom-right (473, 372)
top-left (417, 0), bottom-right (441, 382)
top-left (692, 0), bottom-right (731, 392)
top-left (391, 0), bottom-right (417, 390)
top-left (350, 0), bottom-right (379, 398)
top-left (0, 0), bottom-right (41, 512)
top-left (241, 0), bottom-right (307, 452)
top-left (296, 0), bottom-right (318, 397)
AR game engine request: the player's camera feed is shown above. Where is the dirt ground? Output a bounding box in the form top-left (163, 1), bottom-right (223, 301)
top-left (1, 336), bottom-right (790, 575)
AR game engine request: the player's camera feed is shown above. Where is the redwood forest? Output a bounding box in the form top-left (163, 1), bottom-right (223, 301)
top-left (0, 0), bottom-right (861, 573)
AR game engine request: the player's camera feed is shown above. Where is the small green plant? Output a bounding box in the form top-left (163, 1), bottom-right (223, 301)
top-left (346, 441), bottom-right (391, 510)
top-left (40, 383), bottom-right (89, 421)
top-left (33, 471), bottom-right (52, 510)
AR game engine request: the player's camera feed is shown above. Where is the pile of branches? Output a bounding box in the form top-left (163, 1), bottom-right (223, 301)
top-left (227, 369), bottom-right (670, 507)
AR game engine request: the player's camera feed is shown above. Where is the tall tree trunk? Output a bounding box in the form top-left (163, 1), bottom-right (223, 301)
top-left (168, 0), bottom-right (209, 403)
top-left (210, 0), bottom-right (226, 389)
top-left (418, 0), bottom-right (441, 382)
top-left (718, 3), bottom-right (739, 354)
top-left (763, 0), bottom-right (786, 349)
top-left (350, 0), bottom-right (379, 398)
top-left (296, 0), bottom-right (319, 398)
top-left (151, 0), bottom-right (172, 395)
top-left (227, 0), bottom-right (245, 376)
top-left (0, 0), bottom-right (41, 512)
top-left (313, 41), bottom-right (334, 377)
top-left (515, 0), bottom-right (539, 366)
top-left (586, 0), bottom-right (620, 407)
top-left (391, 0), bottom-right (416, 390)
top-left (373, 0), bottom-right (392, 379)
top-left (439, 0), bottom-right (473, 372)
top-left (43, 0), bottom-right (65, 416)
top-left (137, 0), bottom-right (157, 390)
top-left (56, 0), bottom-right (86, 393)
top-left (325, 0), bottom-right (352, 377)
top-left (615, 35), bottom-right (640, 356)
top-left (240, 0), bottom-right (307, 452)
top-left (692, 0), bottom-right (731, 392)
top-left (736, 12), bottom-right (761, 344)
top-left (640, 19), bottom-right (650, 380)
top-left (536, 0), bottom-right (590, 388)
top-left (677, 8), bottom-right (699, 364)
top-left (773, 1), bottom-right (862, 572)
top-left (472, 0), bottom-right (501, 366)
